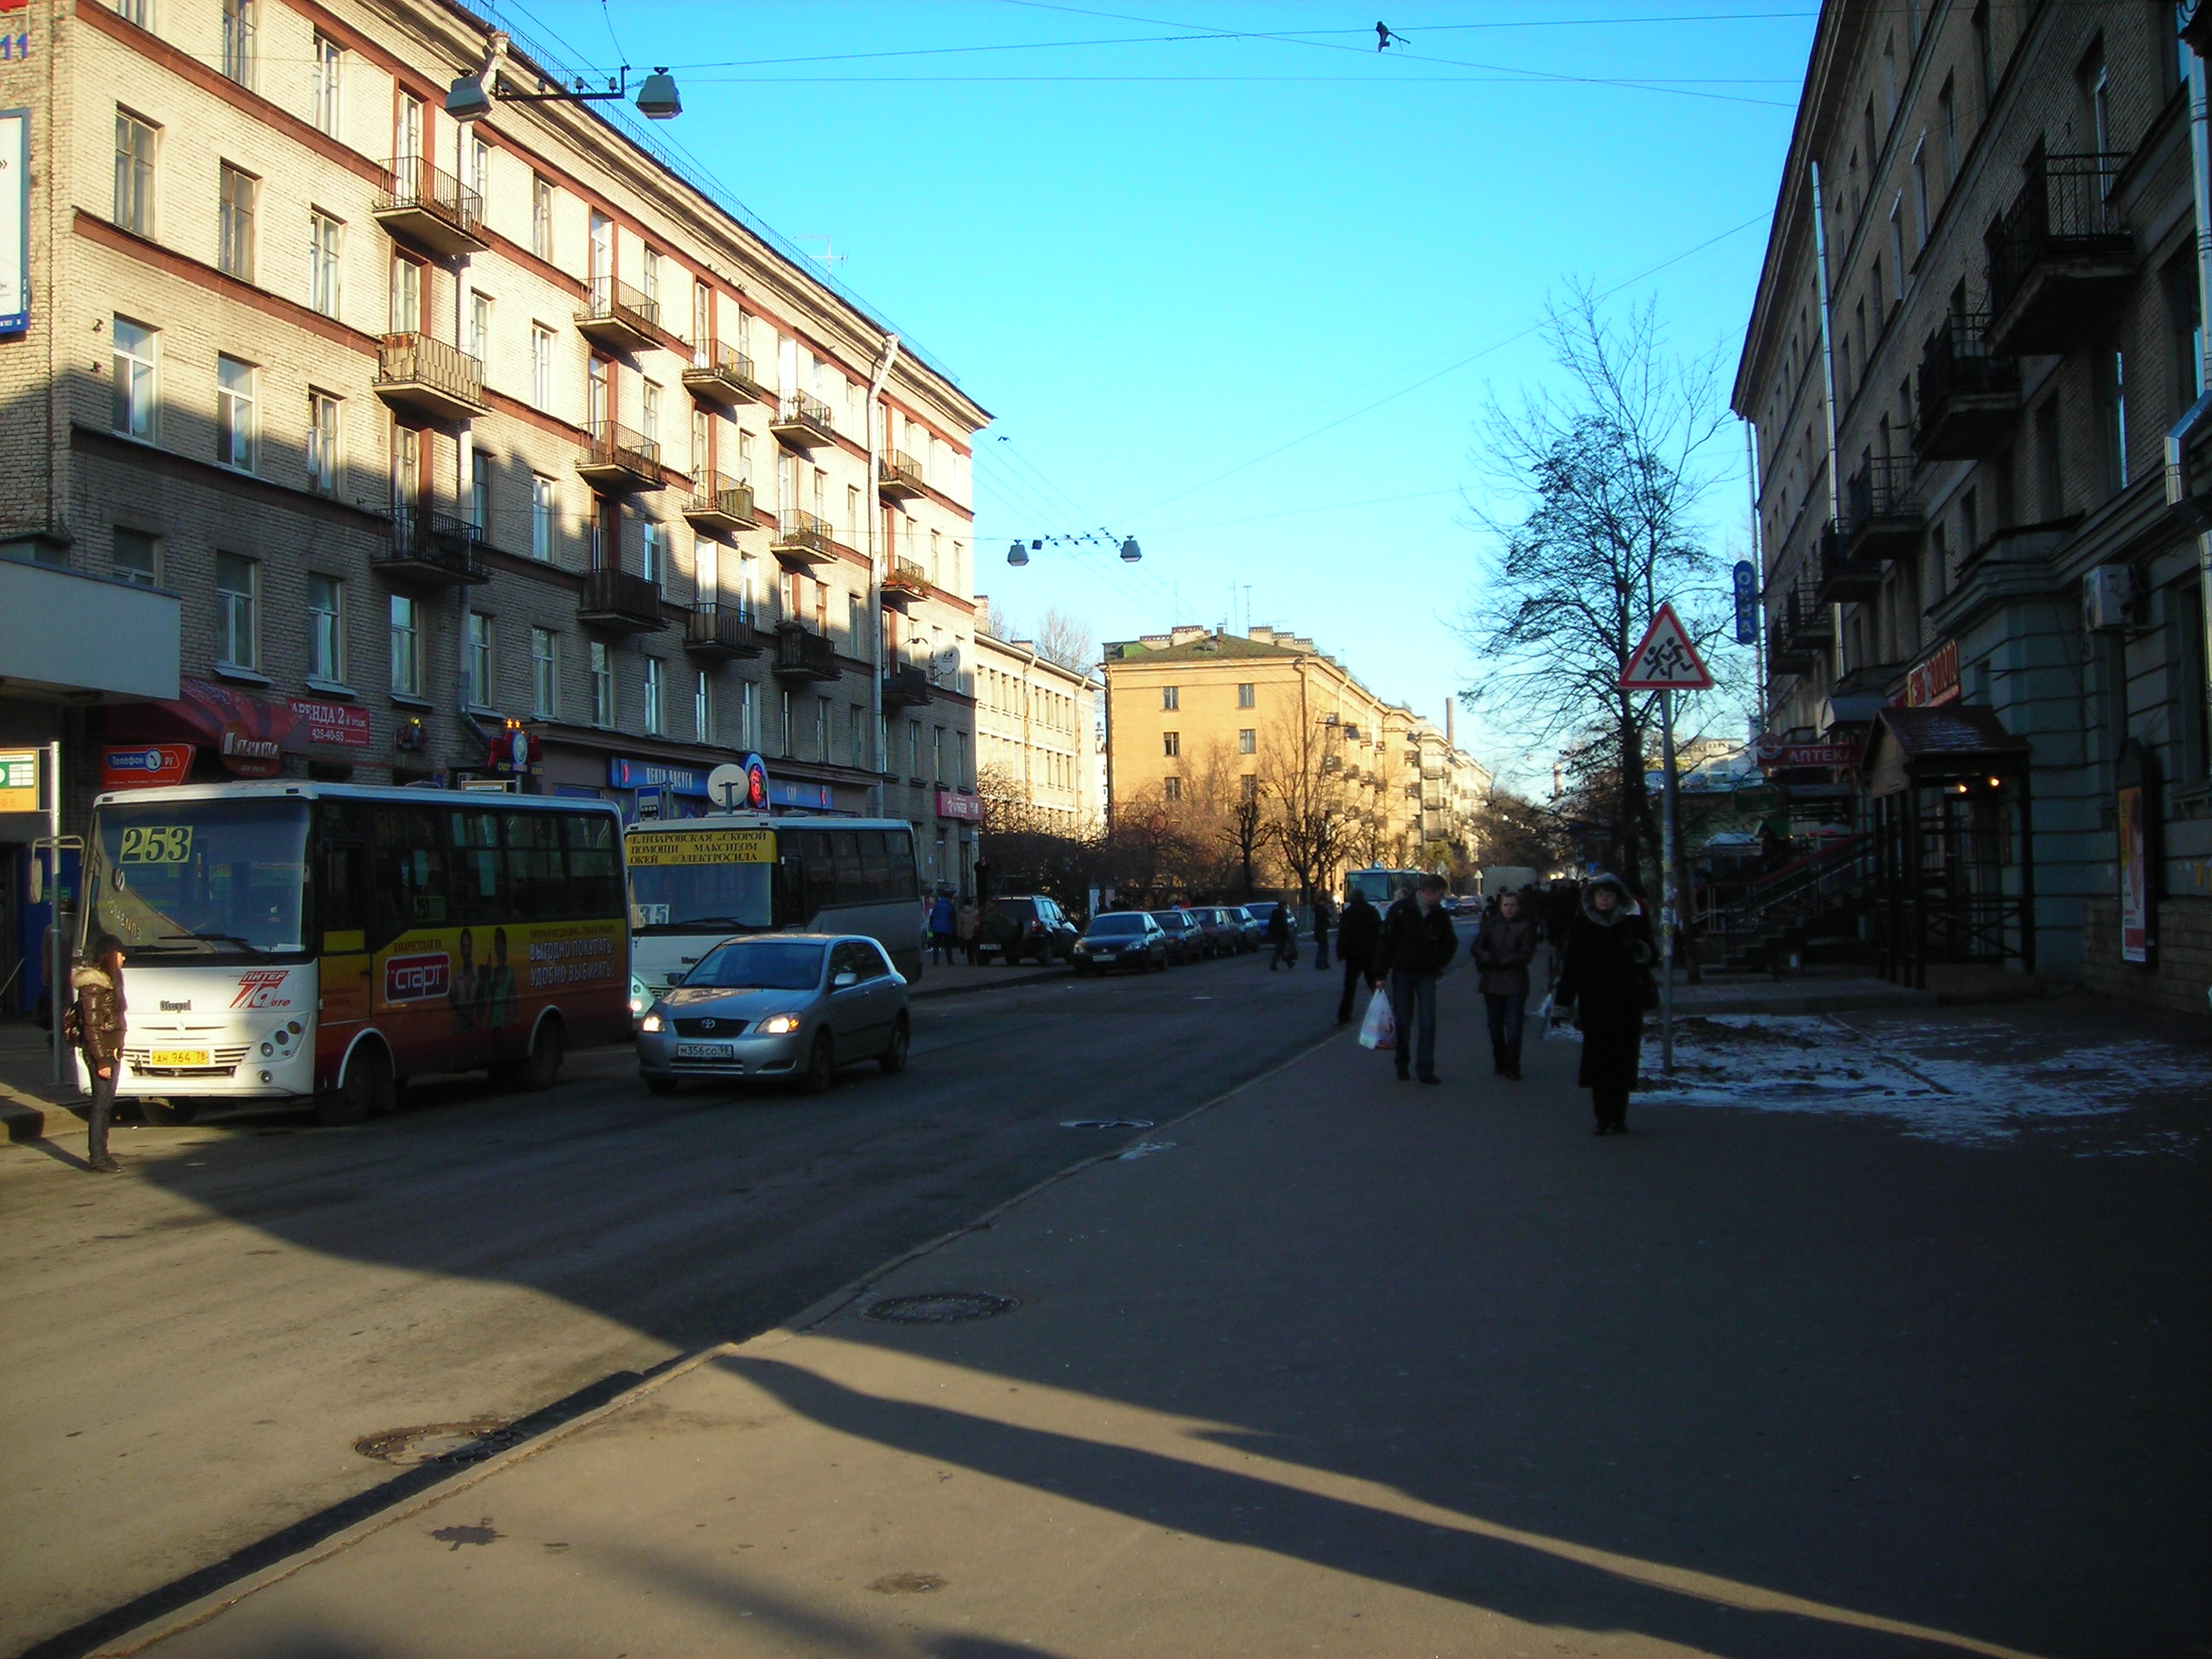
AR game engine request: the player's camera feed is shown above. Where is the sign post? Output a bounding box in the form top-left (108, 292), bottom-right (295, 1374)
top-left (1619, 603), bottom-right (1714, 1075)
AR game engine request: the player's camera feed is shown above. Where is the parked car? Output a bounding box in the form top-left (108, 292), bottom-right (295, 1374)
top-left (1072, 911), bottom-right (1168, 974)
top-left (1190, 906), bottom-right (1243, 957)
top-left (1225, 905), bottom-right (1264, 952)
top-left (1150, 909), bottom-right (1205, 964)
top-left (1243, 901), bottom-right (1295, 940)
top-left (978, 894), bottom-right (1080, 964)
top-left (636, 934), bottom-right (910, 1096)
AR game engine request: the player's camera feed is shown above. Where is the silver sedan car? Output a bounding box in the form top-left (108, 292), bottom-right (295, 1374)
top-left (636, 934), bottom-right (911, 1095)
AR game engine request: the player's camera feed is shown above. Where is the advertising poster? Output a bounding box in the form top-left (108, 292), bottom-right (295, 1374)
top-left (2116, 783), bottom-right (2150, 965)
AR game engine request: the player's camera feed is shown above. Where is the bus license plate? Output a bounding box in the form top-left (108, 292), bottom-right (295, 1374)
top-left (676, 1043), bottom-right (733, 1062)
top-left (148, 1049), bottom-right (210, 1068)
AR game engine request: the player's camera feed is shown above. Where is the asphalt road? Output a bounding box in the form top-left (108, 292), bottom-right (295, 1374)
top-left (0, 943), bottom-right (1366, 1659)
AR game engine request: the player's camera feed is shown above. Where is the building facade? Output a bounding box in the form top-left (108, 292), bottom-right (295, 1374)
top-left (971, 622), bottom-right (1102, 835)
top-left (1736, 0), bottom-right (2212, 1011)
top-left (0, 0), bottom-right (992, 942)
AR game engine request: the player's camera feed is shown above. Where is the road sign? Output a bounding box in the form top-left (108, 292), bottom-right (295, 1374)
top-left (1619, 602), bottom-right (1714, 691)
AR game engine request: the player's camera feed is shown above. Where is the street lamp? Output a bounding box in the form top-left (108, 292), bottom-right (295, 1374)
top-left (445, 35), bottom-right (684, 123)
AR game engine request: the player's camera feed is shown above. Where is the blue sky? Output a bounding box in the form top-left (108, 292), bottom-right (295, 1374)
top-left (513, 1), bottom-right (1817, 786)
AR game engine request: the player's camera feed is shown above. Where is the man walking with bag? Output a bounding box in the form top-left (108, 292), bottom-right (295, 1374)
top-left (1332, 886), bottom-right (1381, 1023)
top-left (1372, 874), bottom-right (1457, 1084)
top-left (65, 934), bottom-right (128, 1173)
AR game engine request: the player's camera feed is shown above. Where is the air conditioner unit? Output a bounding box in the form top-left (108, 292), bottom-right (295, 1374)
top-left (2082, 565), bottom-right (2139, 632)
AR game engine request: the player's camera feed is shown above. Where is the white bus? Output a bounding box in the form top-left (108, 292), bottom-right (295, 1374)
top-left (1344, 867), bottom-right (1429, 908)
top-left (624, 816), bottom-right (923, 1014)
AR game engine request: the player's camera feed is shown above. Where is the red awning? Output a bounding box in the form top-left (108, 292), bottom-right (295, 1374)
top-left (100, 679), bottom-right (307, 777)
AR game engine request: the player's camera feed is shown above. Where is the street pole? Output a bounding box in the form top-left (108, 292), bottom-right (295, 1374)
top-left (47, 739), bottom-right (62, 1086)
top-left (1658, 691), bottom-right (1679, 1074)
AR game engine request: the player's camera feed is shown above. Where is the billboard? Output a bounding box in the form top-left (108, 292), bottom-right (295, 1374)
top-left (0, 108), bottom-right (25, 334)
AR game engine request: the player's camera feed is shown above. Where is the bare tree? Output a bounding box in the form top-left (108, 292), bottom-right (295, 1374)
top-left (1460, 286), bottom-right (1732, 897)
top-left (1258, 715), bottom-right (1356, 905)
top-left (1033, 607), bottom-right (1097, 675)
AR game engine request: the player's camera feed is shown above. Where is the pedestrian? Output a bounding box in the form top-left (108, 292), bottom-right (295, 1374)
top-left (1312, 894), bottom-right (1334, 970)
top-left (1470, 889), bottom-right (1539, 1080)
top-left (1332, 886), bottom-right (1382, 1023)
top-left (928, 890), bottom-right (956, 965)
top-left (1371, 873), bottom-right (1457, 1084)
top-left (1553, 873), bottom-right (1657, 1135)
top-left (64, 934), bottom-right (127, 1173)
top-left (1263, 903), bottom-right (1293, 971)
top-left (956, 895), bottom-right (981, 965)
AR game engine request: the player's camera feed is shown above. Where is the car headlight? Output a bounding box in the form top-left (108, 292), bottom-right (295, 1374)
top-left (629, 976), bottom-right (650, 1016)
top-left (639, 1012), bottom-right (665, 1033)
top-left (757, 1013), bottom-right (800, 1035)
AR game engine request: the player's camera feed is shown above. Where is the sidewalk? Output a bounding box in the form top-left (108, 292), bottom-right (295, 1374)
top-left (101, 981), bottom-right (2208, 1659)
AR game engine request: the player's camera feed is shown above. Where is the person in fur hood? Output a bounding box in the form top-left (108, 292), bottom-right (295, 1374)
top-left (1552, 874), bottom-right (1656, 1135)
top-left (65, 935), bottom-right (128, 1173)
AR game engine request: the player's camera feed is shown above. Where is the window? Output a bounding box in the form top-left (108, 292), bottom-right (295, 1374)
top-left (312, 33), bottom-right (343, 137)
top-left (215, 552), bottom-right (257, 669)
top-left (530, 628), bottom-right (559, 718)
top-left (736, 428), bottom-right (754, 486)
top-left (2174, 579), bottom-right (2209, 783)
top-left (390, 423), bottom-right (421, 518)
top-left (469, 292), bottom-right (491, 365)
top-left (848, 702), bottom-right (865, 765)
top-left (587, 356), bottom-right (609, 428)
top-left (219, 0), bottom-right (254, 86)
top-left (531, 475), bottom-right (556, 561)
top-left (114, 110), bottom-right (155, 236)
top-left (1238, 728), bottom-right (1255, 754)
top-left (216, 356), bottom-right (256, 472)
top-left (640, 656), bottom-right (663, 736)
top-left (217, 163), bottom-right (256, 281)
top-left (907, 719), bottom-right (921, 776)
top-left (1161, 685), bottom-right (1179, 711)
top-left (694, 671), bottom-right (713, 742)
top-left (1240, 773), bottom-right (1257, 803)
top-left (817, 698), bottom-right (832, 760)
top-left (588, 211), bottom-right (612, 282)
top-left (740, 679), bottom-right (759, 748)
top-left (389, 594), bottom-right (420, 696)
top-left (1237, 682), bottom-right (1254, 708)
top-left (464, 611), bottom-right (492, 706)
top-left (590, 642), bottom-right (614, 725)
top-left (393, 94), bottom-right (422, 169)
top-left (2098, 347), bottom-right (2129, 494)
top-left (691, 407), bottom-right (711, 478)
top-left (2035, 398), bottom-right (2064, 518)
top-left (470, 448), bottom-right (490, 534)
top-left (531, 325), bottom-right (555, 410)
top-left (783, 691), bottom-right (797, 757)
top-left (1887, 200), bottom-right (1905, 303)
top-left (2168, 253), bottom-right (2203, 412)
top-left (112, 527), bottom-right (159, 585)
top-left (1911, 142), bottom-right (1929, 251)
top-left (307, 392), bottom-right (340, 493)
top-left (642, 247), bottom-right (661, 306)
top-left (468, 135), bottom-right (489, 204)
top-left (390, 256), bottom-right (421, 333)
top-left (532, 176), bottom-right (553, 259)
top-left (846, 484), bottom-right (860, 546)
top-left (307, 575), bottom-right (344, 683)
top-left (111, 0), bottom-right (149, 23)
top-left (642, 521), bottom-right (666, 589)
top-left (309, 212), bottom-right (342, 318)
top-left (1162, 731), bottom-right (1179, 758)
top-left (738, 552), bottom-right (759, 620)
top-left (1971, 3), bottom-right (1994, 112)
top-left (112, 316), bottom-right (155, 438)
top-left (1937, 76), bottom-right (1957, 185)
top-left (642, 379), bottom-right (661, 445)
top-left (1163, 775), bottom-right (1182, 800)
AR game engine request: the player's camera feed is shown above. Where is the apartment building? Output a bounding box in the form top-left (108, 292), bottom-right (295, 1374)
top-left (1736, 1), bottom-right (2212, 1011)
top-left (0, 0), bottom-right (991, 902)
top-left (1101, 625), bottom-right (1489, 883)
top-left (972, 620), bottom-right (1102, 835)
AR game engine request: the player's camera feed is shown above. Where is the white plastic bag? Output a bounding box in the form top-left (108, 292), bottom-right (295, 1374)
top-left (1358, 986), bottom-right (1395, 1051)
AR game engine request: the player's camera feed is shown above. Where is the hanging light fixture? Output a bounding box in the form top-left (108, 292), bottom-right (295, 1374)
top-left (1120, 536), bottom-right (1143, 563)
top-left (1007, 540), bottom-right (1028, 567)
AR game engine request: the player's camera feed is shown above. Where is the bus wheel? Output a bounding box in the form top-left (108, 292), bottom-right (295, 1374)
top-left (318, 1045), bottom-right (391, 1126)
top-left (518, 1019), bottom-right (565, 1091)
top-left (878, 1015), bottom-right (910, 1074)
top-left (138, 1098), bottom-right (197, 1127)
top-left (801, 1032), bottom-right (835, 1095)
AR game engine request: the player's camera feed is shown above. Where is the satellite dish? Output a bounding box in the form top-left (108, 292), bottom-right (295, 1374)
top-left (937, 645), bottom-right (962, 674)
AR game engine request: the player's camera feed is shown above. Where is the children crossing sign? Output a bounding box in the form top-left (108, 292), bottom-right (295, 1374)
top-left (1618, 602), bottom-right (1713, 691)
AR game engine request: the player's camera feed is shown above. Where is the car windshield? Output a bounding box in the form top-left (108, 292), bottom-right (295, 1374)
top-left (87, 799), bottom-right (311, 960)
top-left (1149, 912), bottom-right (1185, 928)
top-left (683, 940), bottom-right (825, 991)
top-left (1087, 914), bottom-right (1144, 934)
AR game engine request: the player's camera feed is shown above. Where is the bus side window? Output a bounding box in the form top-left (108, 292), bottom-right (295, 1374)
top-left (830, 830), bottom-right (864, 905)
top-left (447, 809), bottom-right (503, 926)
top-left (315, 800), bottom-right (370, 947)
top-left (369, 806), bottom-right (446, 944)
top-left (564, 812), bottom-right (621, 920)
top-left (798, 830), bottom-right (836, 912)
top-left (856, 831), bottom-right (891, 901)
top-left (504, 811), bottom-right (563, 921)
top-left (886, 830), bottom-right (919, 902)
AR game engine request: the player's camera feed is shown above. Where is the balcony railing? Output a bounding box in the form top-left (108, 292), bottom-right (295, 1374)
top-left (882, 661), bottom-right (933, 711)
top-left (770, 391), bottom-right (835, 449)
top-left (577, 421), bottom-right (666, 492)
top-left (576, 567), bottom-right (667, 634)
top-left (1824, 453), bottom-right (1922, 580)
top-left (877, 448), bottom-right (926, 499)
top-left (1986, 150), bottom-right (2133, 353)
top-left (681, 341), bottom-right (769, 406)
top-left (1915, 313), bottom-right (2020, 460)
top-left (373, 155), bottom-right (486, 255)
top-left (575, 275), bottom-right (666, 352)
top-left (682, 471), bottom-right (755, 533)
top-left (375, 508), bottom-right (489, 585)
top-left (881, 557), bottom-right (929, 602)
top-left (374, 332), bottom-right (486, 422)
top-left (684, 602), bottom-right (764, 660)
top-left (771, 621), bottom-right (839, 683)
top-left (771, 507), bottom-right (835, 563)
top-left (1774, 585), bottom-right (1834, 669)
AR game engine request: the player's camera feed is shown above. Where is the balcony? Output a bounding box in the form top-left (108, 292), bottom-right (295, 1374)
top-left (1813, 519), bottom-right (1880, 606)
top-left (771, 508), bottom-right (836, 568)
top-left (882, 662), bottom-right (934, 711)
top-left (576, 568), bottom-right (667, 634)
top-left (877, 448), bottom-right (926, 500)
top-left (683, 471), bottom-right (756, 533)
top-left (1773, 585), bottom-right (1834, 672)
top-left (683, 602), bottom-right (764, 661)
top-left (770, 391), bottom-right (835, 450)
top-left (1986, 150), bottom-right (2134, 355)
top-left (1833, 454), bottom-right (1922, 571)
top-left (577, 422), bottom-right (666, 492)
top-left (771, 621), bottom-right (839, 684)
top-left (374, 332), bottom-right (486, 422)
top-left (880, 557), bottom-right (929, 605)
top-left (574, 275), bottom-right (667, 354)
top-left (1915, 314), bottom-right (2021, 459)
top-left (373, 155), bottom-right (486, 256)
top-left (376, 509), bottom-right (489, 586)
top-left (681, 341), bottom-right (769, 406)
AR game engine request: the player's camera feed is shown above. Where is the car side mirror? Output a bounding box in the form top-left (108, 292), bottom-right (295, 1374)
top-left (833, 970), bottom-right (859, 988)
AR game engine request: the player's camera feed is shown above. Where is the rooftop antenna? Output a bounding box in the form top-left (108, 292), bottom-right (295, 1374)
top-left (803, 236), bottom-right (847, 274)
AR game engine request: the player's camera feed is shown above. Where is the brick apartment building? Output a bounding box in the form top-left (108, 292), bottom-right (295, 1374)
top-left (0, 0), bottom-right (992, 1012)
top-left (1737, 0), bottom-right (2212, 1011)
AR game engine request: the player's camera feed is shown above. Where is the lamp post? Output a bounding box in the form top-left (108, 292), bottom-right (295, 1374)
top-left (444, 33), bottom-right (684, 123)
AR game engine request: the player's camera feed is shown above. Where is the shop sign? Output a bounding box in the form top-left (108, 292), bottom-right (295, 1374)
top-left (1752, 735), bottom-right (1862, 770)
top-left (101, 744), bottom-right (193, 790)
top-left (607, 757), bottom-right (708, 797)
top-left (936, 789), bottom-right (984, 823)
top-left (0, 746), bottom-right (36, 812)
top-left (218, 721), bottom-right (282, 777)
top-left (486, 728), bottom-right (540, 774)
top-left (288, 699), bottom-right (370, 748)
top-left (1903, 639), bottom-right (1960, 707)
top-left (769, 778), bottom-right (835, 809)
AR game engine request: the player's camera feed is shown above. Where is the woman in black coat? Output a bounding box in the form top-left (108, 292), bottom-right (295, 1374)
top-left (1469, 891), bottom-right (1540, 1080)
top-left (1552, 873), bottom-right (1656, 1135)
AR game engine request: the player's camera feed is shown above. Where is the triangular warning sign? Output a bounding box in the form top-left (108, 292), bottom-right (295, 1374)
top-left (1618, 602), bottom-right (1714, 691)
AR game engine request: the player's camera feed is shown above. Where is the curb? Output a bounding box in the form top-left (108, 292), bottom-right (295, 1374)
top-left (908, 965), bottom-right (1070, 1002)
top-left (1674, 991), bottom-right (1938, 1016)
top-left (3, 1091), bottom-right (73, 1144)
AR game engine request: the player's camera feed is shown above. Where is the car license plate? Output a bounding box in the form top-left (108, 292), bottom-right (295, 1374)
top-left (148, 1049), bottom-right (210, 1068)
top-left (675, 1043), bottom-right (733, 1061)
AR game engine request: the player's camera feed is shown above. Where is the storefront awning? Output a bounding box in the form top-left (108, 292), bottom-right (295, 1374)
top-left (1863, 704), bottom-right (2031, 798)
top-left (98, 678), bottom-right (310, 777)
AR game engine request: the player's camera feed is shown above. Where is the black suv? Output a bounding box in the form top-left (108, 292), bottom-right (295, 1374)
top-left (979, 894), bottom-right (1080, 964)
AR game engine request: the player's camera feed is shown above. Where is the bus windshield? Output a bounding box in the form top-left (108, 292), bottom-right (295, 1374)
top-left (88, 798), bottom-right (311, 960)
top-left (626, 825), bottom-right (777, 935)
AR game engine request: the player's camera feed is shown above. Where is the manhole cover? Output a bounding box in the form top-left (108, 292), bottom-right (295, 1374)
top-left (354, 1418), bottom-right (525, 1466)
top-left (1060, 1117), bottom-right (1155, 1130)
top-left (861, 1292), bottom-right (1019, 1325)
